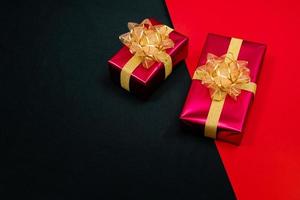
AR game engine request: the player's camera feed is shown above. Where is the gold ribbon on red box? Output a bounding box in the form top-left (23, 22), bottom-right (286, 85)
top-left (119, 19), bottom-right (174, 91)
top-left (193, 38), bottom-right (257, 139)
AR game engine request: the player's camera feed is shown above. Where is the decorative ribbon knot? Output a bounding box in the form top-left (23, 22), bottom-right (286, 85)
top-left (193, 53), bottom-right (253, 101)
top-left (119, 18), bottom-right (174, 69)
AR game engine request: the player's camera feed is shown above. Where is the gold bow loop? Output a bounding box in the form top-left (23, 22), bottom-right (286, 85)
top-left (193, 53), bottom-right (256, 101)
top-left (119, 18), bottom-right (174, 69)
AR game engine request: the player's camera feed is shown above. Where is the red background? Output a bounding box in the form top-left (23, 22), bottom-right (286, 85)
top-left (166, 0), bottom-right (300, 199)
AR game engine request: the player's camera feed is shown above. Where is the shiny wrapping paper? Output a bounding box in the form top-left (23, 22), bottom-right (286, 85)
top-left (108, 18), bottom-right (188, 98)
top-left (180, 33), bottom-right (266, 145)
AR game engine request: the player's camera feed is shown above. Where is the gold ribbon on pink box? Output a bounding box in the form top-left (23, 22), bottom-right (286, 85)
top-left (193, 38), bottom-right (257, 139)
top-left (119, 19), bottom-right (174, 91)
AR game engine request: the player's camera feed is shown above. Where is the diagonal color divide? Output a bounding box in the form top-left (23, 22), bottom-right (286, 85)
top-left (166, 0), bottom-right (300, 199)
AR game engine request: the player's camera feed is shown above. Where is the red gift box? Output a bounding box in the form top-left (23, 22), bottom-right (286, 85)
top-left (180, 33), bottom-right (266, 145)
top-left (108, 18), bottom-right (188, 98)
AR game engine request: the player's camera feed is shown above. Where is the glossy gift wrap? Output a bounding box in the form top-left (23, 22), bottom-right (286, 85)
top-left (180, 33), bottom-right (266, 145)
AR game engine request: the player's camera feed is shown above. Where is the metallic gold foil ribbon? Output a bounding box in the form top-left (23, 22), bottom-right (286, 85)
top-left (119, 19), bottom-right (174, 91)
top-left (193, 38), bottom-right (256, 139)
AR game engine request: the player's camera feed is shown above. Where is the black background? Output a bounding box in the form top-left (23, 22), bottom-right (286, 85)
top-left (1, 0), bottom-right (235, 199)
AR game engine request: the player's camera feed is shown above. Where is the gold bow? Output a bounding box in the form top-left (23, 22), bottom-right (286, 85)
top-left (193, 38), bottom-right (256, 139)
top-left (119, 19), bottom-right (174, 91)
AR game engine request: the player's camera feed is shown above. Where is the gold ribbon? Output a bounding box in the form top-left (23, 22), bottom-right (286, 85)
top-left (119, 19), bottom-right (174, 91)
top-left (193, 38), bottom-right (256, 139)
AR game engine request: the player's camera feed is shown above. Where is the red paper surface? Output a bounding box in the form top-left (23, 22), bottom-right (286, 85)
top-left (166, 0), bottom-right (300, 199)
